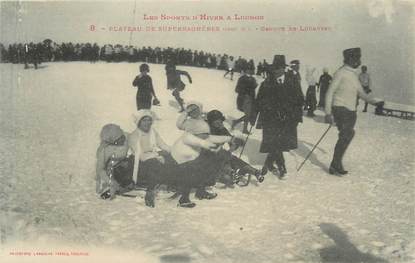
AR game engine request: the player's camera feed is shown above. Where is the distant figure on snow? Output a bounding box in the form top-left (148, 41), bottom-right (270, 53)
top-left (317, 68), bottom-right (332, 108)
top-left (305, 67), bottom-right (318, 117)
top-left (224, 56), bottom-right (236, 80)
top-left (165, 62), bottom-right (192, 112)
top-left (132, 63), bottom-right (159, 110)
top-left (232, 65), bottom-right (258, 134)
top-left (358, 65), bottom-right (371, 112)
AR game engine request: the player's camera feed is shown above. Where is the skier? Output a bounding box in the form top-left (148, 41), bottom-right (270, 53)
top-left (325, 48), bottom-right (384, 175)
top-left (132, 63), bottom-right (159, 110)
top-left (165, 62), bottom-right (192, 112)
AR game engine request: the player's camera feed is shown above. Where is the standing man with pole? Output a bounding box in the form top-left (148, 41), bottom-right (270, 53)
top-left (325, 48), bottom-right (384, 175)
top-left (254, 55), bottom-right (302, 179)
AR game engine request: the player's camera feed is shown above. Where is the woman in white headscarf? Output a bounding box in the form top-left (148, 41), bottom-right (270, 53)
top-left (127, 109), bottom-right (173, 207)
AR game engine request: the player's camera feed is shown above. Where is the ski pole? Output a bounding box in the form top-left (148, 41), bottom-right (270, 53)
top-left (297, 124), bottom-right (332, 172)
top-left (238, 124), bottom-right (254, 158)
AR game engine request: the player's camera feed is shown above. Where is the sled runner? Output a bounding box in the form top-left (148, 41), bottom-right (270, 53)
top-left (379, 102), bottom-right (415, 120)
top-left (232, 169), bottom-right (252, 187)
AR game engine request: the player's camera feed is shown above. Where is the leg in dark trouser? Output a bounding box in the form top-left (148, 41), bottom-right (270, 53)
top-left (178, 186), bottom-right (195, 208)
top-left (262, 152), bottom-right (278, 175)
top-left (330, 107), bottom-right (357, 175)
top-left (363, 102), bottom-right (368, 112)
top-left (274, 150), bottom-right (286, 179)
top-left (172, 89), bottom-right (185, 112)
top-left (145, 183), bottom-right (156, 208)
top-left (230, 155), bottom-right (265, 182)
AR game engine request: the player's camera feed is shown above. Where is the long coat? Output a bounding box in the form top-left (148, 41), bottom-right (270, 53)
top-left (132, 74), bottom-right (155, 110)
top-left (255, 72), bottom-right (304, 153)
top-left (235, 74), bottom-right (257, 117)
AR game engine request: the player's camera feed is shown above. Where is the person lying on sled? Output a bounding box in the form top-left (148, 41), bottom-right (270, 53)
top-left (96, 124), bottom-right (134, 200)
top-left (206, 110), bottom-right (265, 185)
top-left (171, 119), bottom-right (229, 207)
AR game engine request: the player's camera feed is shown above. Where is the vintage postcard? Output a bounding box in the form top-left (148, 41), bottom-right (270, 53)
top-left (0, 0), bottom-right (414, 262)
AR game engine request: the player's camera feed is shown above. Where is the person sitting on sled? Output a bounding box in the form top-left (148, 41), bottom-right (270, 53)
top-left (127, 110), bottom-right (178, 208)
top-left (96, 124), bottom-right (135, 200)
top-left (171, 117), bottom-right (239, 207)
top-left (207, 110), bottom-right (265, 185)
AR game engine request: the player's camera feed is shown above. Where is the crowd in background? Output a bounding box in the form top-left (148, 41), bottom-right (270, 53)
top-left (0, 40), bottom-right (273, 76)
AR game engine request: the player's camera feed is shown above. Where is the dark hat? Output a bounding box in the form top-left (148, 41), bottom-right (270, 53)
top-left (207, 110), bottom-right (225, 124)
top-left (272, 55), bottom-right (287, 69)
top-left (343, 48), bottom-right (361, 59)
top-left (290, 60), bottom-right (300, 65)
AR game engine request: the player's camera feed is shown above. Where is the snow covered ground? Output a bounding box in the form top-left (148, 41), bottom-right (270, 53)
top-left (0, 62), bottom-right (414, 263)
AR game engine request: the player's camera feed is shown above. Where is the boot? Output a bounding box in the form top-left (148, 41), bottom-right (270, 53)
top-left (278, 166), bottom-right (287, 180)
top-left (195, 187), bottom-right (217, 200)
top-left (178, 195), bottom-right (196, 208)
top-left (329, 162), bottom-right (348, 176)
top-left (275, 152), bottom-right (287, 180)
top-left (263, 153), bottom-right (278, 175)
top-left (254, 169), bottom-right (265, 183)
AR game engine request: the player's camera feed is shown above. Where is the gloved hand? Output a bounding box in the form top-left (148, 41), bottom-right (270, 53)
top-left (374, 101), bottom-right (385, 107)
top-left (325, 114), bottom-right (334, 125)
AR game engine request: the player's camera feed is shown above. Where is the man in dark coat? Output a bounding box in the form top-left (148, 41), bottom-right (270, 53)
top-left (253, 55), bottom-right (302, 179)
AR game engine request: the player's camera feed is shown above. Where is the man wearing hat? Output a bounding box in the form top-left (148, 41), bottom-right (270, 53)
top-left (254, 55), bottom-right (301, 179)
top-left (325, 48), bottom-right (384, 175)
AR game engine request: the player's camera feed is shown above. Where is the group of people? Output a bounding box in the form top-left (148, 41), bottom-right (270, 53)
top-left (96, 105), bottom-right (265, 208)
top-left (96, 47), bottom-right (384, 208)
top-left (1, 40), bottom-right (258, 75)
top-left (303, 65), bottom-right (374, 116)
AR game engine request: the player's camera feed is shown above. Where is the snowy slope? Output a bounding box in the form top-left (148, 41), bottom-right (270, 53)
top-left (0, 62), bottom-right (414, 263)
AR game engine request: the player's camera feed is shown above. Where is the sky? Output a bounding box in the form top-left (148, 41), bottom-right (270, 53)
top-left (0, 0), bottom-right (414, 105)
